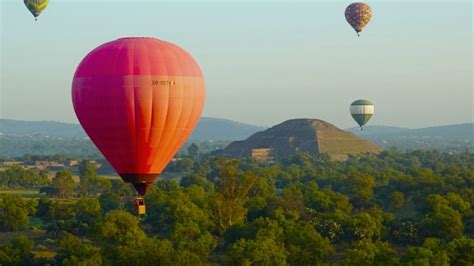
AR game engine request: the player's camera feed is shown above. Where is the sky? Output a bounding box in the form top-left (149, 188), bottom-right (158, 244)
top-left (1, 0), bottom-right (472, 129)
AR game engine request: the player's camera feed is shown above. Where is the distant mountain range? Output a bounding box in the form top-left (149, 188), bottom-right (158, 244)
top-left (0, 118), bottom-right (265, 157)
top-left (347, 123), bottom-right (473, 152)
top-left (0, 118), bottom-right (471, 157)
top-left (346, 123), bottom-right (473, 138)
top-left (190, 117), bottom-right (266, 141)
top-left (0, 117), bottom-right (265, 141)
top-left (0, 119), bottom-right (86, 138)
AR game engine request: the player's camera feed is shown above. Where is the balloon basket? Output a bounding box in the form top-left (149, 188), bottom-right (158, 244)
top-left (133, 197), bottom-right (146, 215)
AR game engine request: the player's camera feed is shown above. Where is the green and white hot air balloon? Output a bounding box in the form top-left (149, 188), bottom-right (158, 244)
top-left (350, 99), bottom-right (374, 130)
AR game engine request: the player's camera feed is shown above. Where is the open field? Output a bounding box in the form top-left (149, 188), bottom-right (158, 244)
top-left (0, 188), bottom-right (42, 198)
top-left (46, 171), bottom-right (120, 182)
top-left (0, 230), bottom-right (46, 245)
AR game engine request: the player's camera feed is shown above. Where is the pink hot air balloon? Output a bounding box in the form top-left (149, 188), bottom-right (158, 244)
top-left (72, 37), bottom-right (205, 213)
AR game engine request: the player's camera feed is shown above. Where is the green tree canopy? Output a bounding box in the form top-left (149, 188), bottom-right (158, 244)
top-left (0, 235), bottom-right (34, 266)
top-left (56, 232), bottom-right (102, 266)
top-left (98, 210), bottom-right (146, 244)
top-left (51, 170), bottom-right (75, 198)
top-left (212, 159), bottom-right (257, 231)
top-left (0, 194), bottom-right (32, 231)
top-left (78, 160), bottom-right (112, 196)
top-left (187, 143), bottom-right (199, 160)
top-left (344, 239), bottom-right (399, 266)
top-left (0, 165), bottom-right (49, 188)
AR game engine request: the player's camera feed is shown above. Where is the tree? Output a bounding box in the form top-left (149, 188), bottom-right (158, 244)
top-left (36, 198), bottom-right (51, 220)
top-left (180, 174), bottom-right (215, 193)
top-left (421, 202), bottom-right (464, 239)
top-left (145, 184), bottom-right (214, 233)
top-left (444, 193), bottom-right (471, 215)
top-left (98, 210), bottom-right (146, 244)
top-left (447, 237), bottom-right (474, 265)
top-left (390, 191), bottom-right (405, 209)
top-left (389, 218), bottom-right (421, 245)
top-left (314, 211), bottom-right (351, 242)
top-left (111, 180), bottom-right (134, 197)
top-left (175, 158), bottom-right (194, 173)
top-left (212, 159), bottom-right (257, 231)
top-left (227, 237), bottom-right (288, 266)
top-left (78, 161), bottom-right (111, 196)
top-left (51, 170), bottom-right (75, 198)
top-left (303, 182), bottom-right (353, 214)
top-left (226, 218), bottom-right (287, 265)
top-left (285, 164), bottom-right (303, 184)
top-left (403, 238), bottom-right (449, 266)
top-left (344, 239), bottom-right (399, 266)
top-left (350, 211), bottom-right (384, 240)
top-left (79, 160), bottom-right (97, 178)
top-left (106, 237), bottom-right (175, 266)
top-left (187, 143), bottom-right (199, 160)
top-left (99, 193), bottom-right (121, 213)
top-left (0, 165), bottom-right (49, 188)
top-left (246, 170), bottom-right (276, 219)
top-left (274, 183), bottom-right (306, 218)
top-left (0, 194), bottom-right (31, 231)
top-left (171, 224), bottom-right (217, 264)
top-left (144, 184), bottom-right (217, 262)
top-left (0, 235), bottom-right (34, 266)
top-left (75, 197), bottom-right (102, 235)
top-left (38, 200), bottom-right (77, 236)
top-left (285, 222), bottom-right (335, 265)
top-left (348, 173), bottom-right (375, 207)
top-left (56, 233), bottom-right (102, 266)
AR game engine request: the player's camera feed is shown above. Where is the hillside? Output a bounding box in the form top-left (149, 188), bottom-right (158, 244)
top-left (0, 119), bottom-right (86, 138)
top-left (220, 119), bottom-right (382, 160)
top-left (0, 118), bottom-right (264, 157)
top-left (189, 117), bottom-right (266, 141)
top-left (347, 123), bottom-right (473, 152)
top-left (1, 118), bottom-right (471, 157)
top-left (0, 117), bottom-right (264, 140)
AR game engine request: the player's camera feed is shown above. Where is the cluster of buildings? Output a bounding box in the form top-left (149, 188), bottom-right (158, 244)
top-left (1, 160), bottom-right (102, 171)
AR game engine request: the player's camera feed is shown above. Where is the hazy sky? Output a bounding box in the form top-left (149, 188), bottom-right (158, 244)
top-left (1, 1), bottom-right (472, 128)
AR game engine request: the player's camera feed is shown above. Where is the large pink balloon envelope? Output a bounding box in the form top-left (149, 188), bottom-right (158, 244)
top-left (72, 37), bottom-right (206, 196)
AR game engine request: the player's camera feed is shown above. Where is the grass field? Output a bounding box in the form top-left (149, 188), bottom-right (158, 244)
top-left (33, 250), bottom-right (57, 260)
top-left (46, 171), bottom-right (120, 182)
top-left (0, 171), bottom-right (179, 200)
top-left (0, 229), bottom-right (46, 245)
top-left (0, 188), bottom-right (42, 198)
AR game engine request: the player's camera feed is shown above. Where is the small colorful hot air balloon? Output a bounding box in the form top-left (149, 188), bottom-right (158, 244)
top-left (24, 0), bottom-right (48, 21)
top-left (72, 37), bottom-right (205, 214)
top-left (350, 99), bottom-right (374, 130)
top-left (345, 2), bottom-right (372, 36)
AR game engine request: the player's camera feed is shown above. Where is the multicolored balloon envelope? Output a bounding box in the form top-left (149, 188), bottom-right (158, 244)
top-left (350, 99), bottom-right (374, 130)
top-left (24, 0), bottom-right (48, 21)
top-left (72, 37), bottom-right (205, 196)
top-left (345, 2), bottom-right (372, 36)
